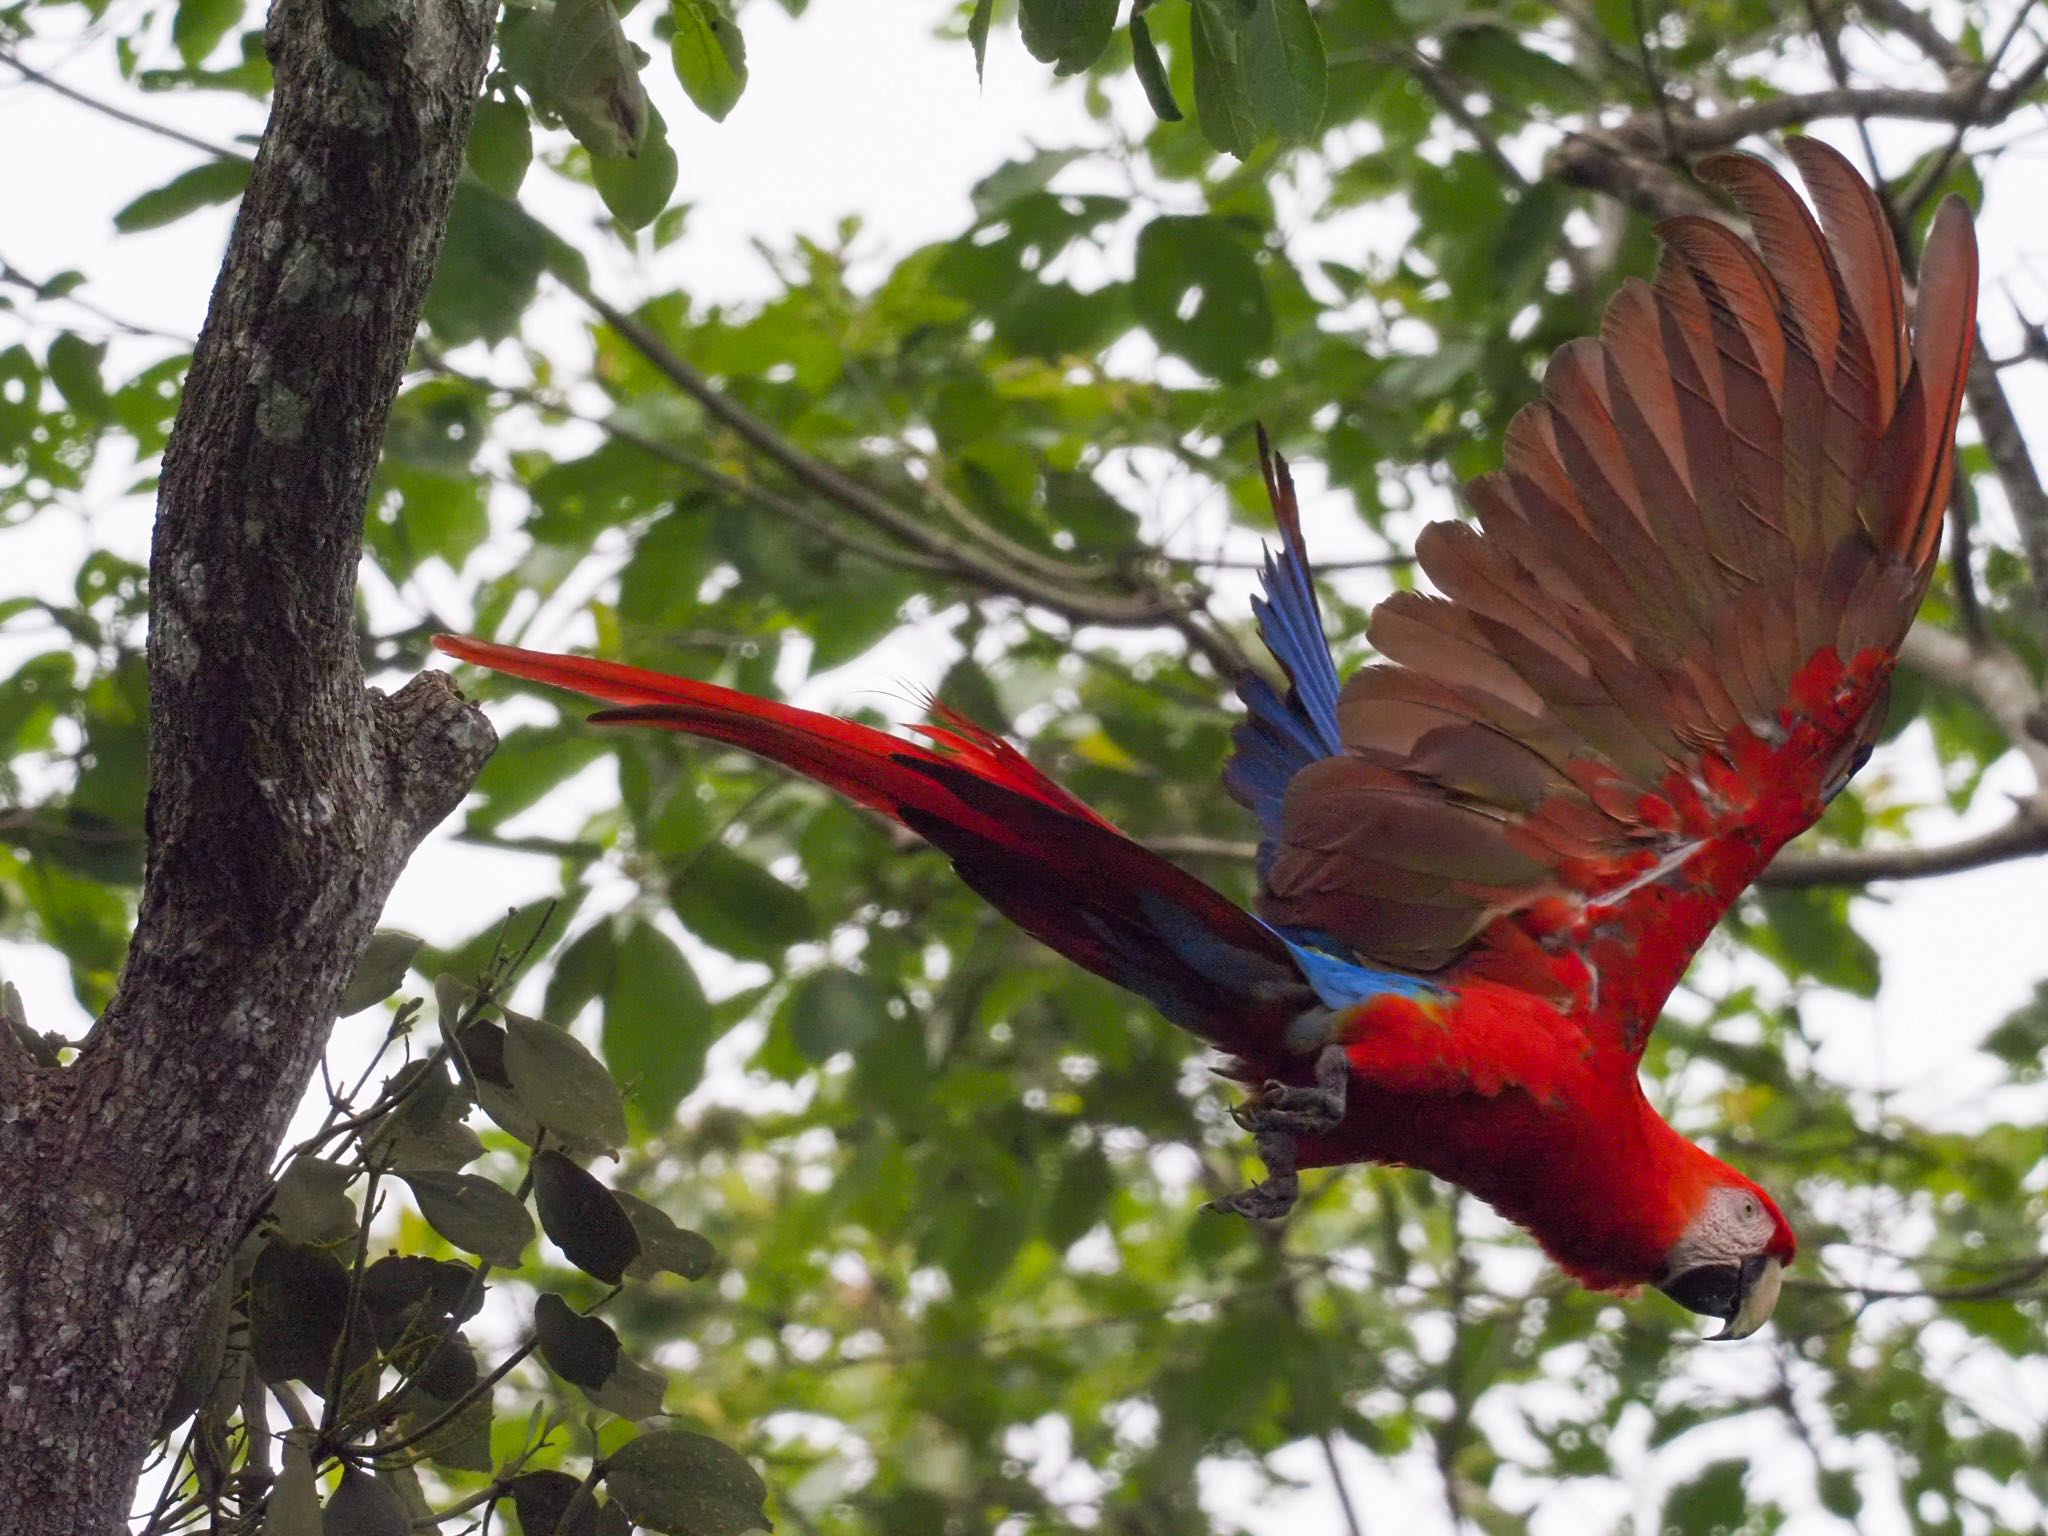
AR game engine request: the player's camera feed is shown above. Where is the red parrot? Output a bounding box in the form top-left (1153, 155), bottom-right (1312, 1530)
top-left (436, 140), bottom-right (1976, 1340)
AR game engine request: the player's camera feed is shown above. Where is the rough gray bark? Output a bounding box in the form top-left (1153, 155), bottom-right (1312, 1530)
top-left (0, 0), bottom-right (498, 1524)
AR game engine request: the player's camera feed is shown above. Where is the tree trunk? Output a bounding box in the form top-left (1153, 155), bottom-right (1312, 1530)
top-left (0, 0), bottom-right (498, 1525)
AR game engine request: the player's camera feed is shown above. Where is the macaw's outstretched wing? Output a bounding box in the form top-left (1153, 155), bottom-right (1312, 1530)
top-left (433, 635), bottom-right (1320, 1058)
top-left (1236, 140), bottom-right (1977, 1059)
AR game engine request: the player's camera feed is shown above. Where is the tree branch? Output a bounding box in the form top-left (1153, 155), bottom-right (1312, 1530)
top-left (563, 281), bottom-right (1252, 677)
top-left (0, 46), bottom-right (246, 163)
top-left (0, 0), bottom-right (497, 1523)
top-left (1962, 332), bottom-right (2048, 620)
top-left (1551, 55), bottom-right (2048, 223)
top-left (1856, 0), bottom-right (1974, 74)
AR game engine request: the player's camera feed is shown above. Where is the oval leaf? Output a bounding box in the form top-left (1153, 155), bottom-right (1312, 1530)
top-left (532, 1149), bottom-right (641, 1283)
top-left (511, 1470), bottom-right (599, 1536)
top-left (548, 0), bottom-right (648, 157)
top-left (670, 0), bottom-right (747, 121)
top-left (249, 1239), bottom-right (349, 1388)
top-left (262, 1440), bottom-right (323, 1536)
top-left (504, 1011), bottom-right (629, 1153)
top-left (338, 930), bottom-right (423, 1017)
top-left (605, 1428), bottom-right (769, 1536)
top-left (616, 1190), bottom-right (716, 1281)
top-left (401, 1170), bottom-right (534, 1267)
top-left (323, 1467), bottom-right (410, 1536)
top-left (534, 1291), bottom-right (622, 1389)
top-left (272, 1157), bottom-right (359, 1249)
top-left (585, 1351), bottom-right (667, 1421)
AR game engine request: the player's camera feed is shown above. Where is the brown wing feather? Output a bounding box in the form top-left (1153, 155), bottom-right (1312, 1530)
top-left (1260, 141), bottom-right (1977, 1054)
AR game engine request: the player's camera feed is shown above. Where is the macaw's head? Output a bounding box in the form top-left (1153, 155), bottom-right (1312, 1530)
top-left (1655, 1174), bottom-right (1797, 1340)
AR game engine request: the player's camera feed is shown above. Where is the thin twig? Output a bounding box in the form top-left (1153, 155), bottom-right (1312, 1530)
top-left (1628, 0), bottom-right (1682, 160)
top-left (1320, 1431), bottom-right (1367, 1536)
top-left (562, 279), bottom-right (1251, 677)
top-left (1962, 333), bottom-right (2048, 621)
top-left (1857, 0), bottom-right (1973, 73)
top-left (0, 47), bottom-right (246, 162)
top-left (1948, 474), bottom-right (1989, 647)
top-left (1895, 0), bottom-right (2042, 220)
top-left (1400, 47), bottom-right (1598, 295)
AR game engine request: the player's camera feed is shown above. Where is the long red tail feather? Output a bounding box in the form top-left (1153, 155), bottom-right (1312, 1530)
top-left (433, 635), bottom-right (1312, 1056)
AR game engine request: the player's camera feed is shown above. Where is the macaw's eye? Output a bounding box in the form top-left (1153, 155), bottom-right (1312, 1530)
top-left (1742, 1197), bottom-right (1758, 1220)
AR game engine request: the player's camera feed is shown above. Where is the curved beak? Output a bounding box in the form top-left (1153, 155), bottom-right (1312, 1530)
top-left (1656, 1254), bottom-right (1784, 1341)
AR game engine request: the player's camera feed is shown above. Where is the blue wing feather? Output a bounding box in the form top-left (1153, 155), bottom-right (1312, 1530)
top-left (1223, 434), bottom-right (1345, 856)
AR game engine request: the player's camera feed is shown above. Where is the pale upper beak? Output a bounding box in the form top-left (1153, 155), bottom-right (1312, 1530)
top-left (1656, 1254), bottom-right (1784, 1341)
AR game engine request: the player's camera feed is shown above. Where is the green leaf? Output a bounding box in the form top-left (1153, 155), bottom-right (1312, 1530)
top-left (603, 921), bottom-right (714, 1121)
top-left (546, 920), bottom-right (619, 1025)
top-left (968, 148), bottom-right (1086, 218)
top-left (547, 0), bottom-right (649, 157)
top-left (112, 157), bottom-right (252, 234)
top-left (173, 0), bottom-right (244, 66)
top-left (585, 1351), bottom-right (668, 1421)
top-left (248, 1240), bottom-right (349, 1388)
top-left (401, 1170), bottom-right (535, 1267)
top-left (263, 1441), bottom-right (323, 1536)
top-left (532, 1148), bottom-right (642, 1283)
top-left (534, 1291), bottom-right (622, 1388)
top-left (425, 182), bottom-right (586, 346)
top-left (338, 930), bottom-right (424, 1017)
top-left (785, 967), bottom-right (889, 1062)
top-left (396, 1385), bottom-right (495, 1473)
top-left (1983, 982), bottom-right (2048, 1079)
top-left (511, 1471), bottom-right (601, 1536)
top-left (47, 334), bottom-right (112, 420)
top-left (670, 0), bottom-right (748, 121)
top-left (605, 1428), bottom-right (769, 1536)
top-left (1130, 14), bottom-right (1183, 122)
top-left (670, 844), bottom-right (816, 960)
top-left (616, 1189), bottom-right (717, 1280)
top-left (367, 1063), bottom-right (485, 1173)
top-left (594, 113), bottom-right (681, 229)
top-left (456, 1019), bottom-right (546, 1146)
top-left (272, 1157), bottom-right (359, 1249)
top-left (465, 725), bottom-right (611, 833)
top-left (361, 1254), bottom-right (479, 1348)
top-left (1752, 888), bottom-right (1882, 998)
top-left (1018, 0), bottom-right (1117, 74)
top-left (1658, 1459), bottom-right (1749, 1535)
top-left (468, 97), bottom-right (535, 197)
top-left (503, 1009), bottom-right (631, 1153)
top-left (323, 1467), bottom-right (410, 1536)
top-left (968, 0), bottom-right (995, 81)
top-left (1235, 0), bottom-right (1325, 143)
top-left (1132, 214), bottom-right (1272, 377)
top-left (1189, 0), bottom-right (1256, 157)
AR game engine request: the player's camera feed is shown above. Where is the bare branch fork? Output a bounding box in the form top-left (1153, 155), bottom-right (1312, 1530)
top-left (0, 0), bottom-right (498, 1524)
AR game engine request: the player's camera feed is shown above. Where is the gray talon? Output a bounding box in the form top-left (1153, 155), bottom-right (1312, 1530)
top-left (1209, 1047), bottom-right (1349, 1223)
top-left (1205, 1129), bottom-right (1301, 1221)
top-left (1235, 1044), bottom-right (1349, 1136)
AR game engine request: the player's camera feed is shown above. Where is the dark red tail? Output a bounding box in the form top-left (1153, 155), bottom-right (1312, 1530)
top-left (434, 636), bottom-right (1311, 1056)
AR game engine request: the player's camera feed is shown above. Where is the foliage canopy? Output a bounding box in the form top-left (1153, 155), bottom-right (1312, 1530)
top-left (4, 0), bottom-right (2048, 1531)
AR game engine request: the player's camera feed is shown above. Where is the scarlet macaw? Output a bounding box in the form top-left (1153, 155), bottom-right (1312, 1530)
top-left (436, 140), bottom-right (1977, 1341)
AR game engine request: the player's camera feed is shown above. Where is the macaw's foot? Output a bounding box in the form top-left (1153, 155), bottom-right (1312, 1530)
top-left (1205, 1128), bottom-right (1300, 1221)
top-left (1230, 1043), bottom-right (1349, 1136)
top-left (1206, 1046), bottom-right (1349, 1222)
